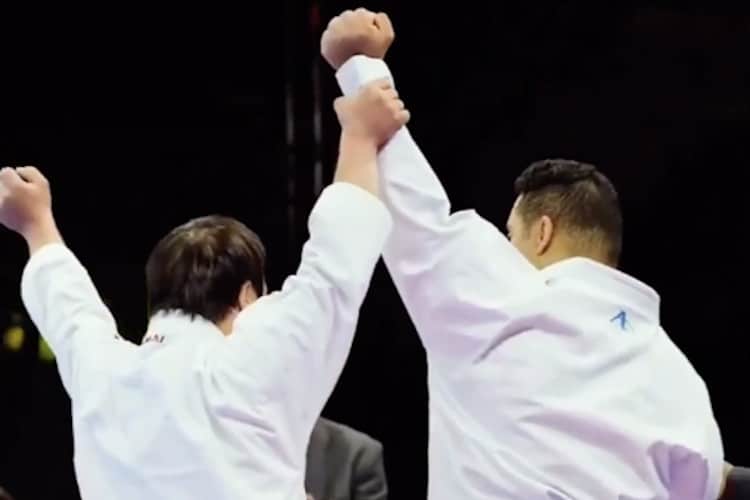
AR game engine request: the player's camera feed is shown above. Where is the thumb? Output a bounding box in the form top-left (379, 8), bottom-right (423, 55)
top-left (15, 166), bottom-right (47, 186)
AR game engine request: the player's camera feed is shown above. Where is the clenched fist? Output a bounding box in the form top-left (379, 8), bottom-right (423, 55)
top-left (321, 8), bottom-right (395, 69)
top-left (0, 166), bottom-right (53, 237)
top-left (334, 79), bottom-right (410, 147)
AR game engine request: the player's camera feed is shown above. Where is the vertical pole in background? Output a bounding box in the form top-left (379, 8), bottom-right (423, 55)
top-left (283, 0), bottom-right (315, 268)
top-left (283, 2), bottom-right (298, 271)
top-left (310, 1), bottom-right (325, 197)
top-left (312, 0), bottom-right (342, 198)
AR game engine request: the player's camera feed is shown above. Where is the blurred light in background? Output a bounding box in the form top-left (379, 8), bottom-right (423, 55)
top-left (3, 325), bottom-right (25, 352)
top-left (1, 310), bottom-right (55, 361)
top-left (39, 338), bottom-right (55, 362)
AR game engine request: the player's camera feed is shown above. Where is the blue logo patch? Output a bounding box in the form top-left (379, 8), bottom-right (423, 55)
top-left (610, 310), bottom-right (631, 331)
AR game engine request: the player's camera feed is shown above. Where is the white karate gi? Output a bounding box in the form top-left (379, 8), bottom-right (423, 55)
top-left (337, 56), bottom-right (724, 500)
top-left (21, 183), bottom-right (391, 500)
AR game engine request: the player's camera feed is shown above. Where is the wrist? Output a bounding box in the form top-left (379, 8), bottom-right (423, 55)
top-left (334, 131), bottom-right (380, 197)
top-left (21, 211), bottom-right (62, 255)
top-left (333, 52), bottom-right (356, 70)
top-left (339, 129), bottom-right (379, 154)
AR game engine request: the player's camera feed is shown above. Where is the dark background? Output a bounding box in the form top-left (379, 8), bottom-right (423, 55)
top-left (1, 3), bottom-right (748, 499)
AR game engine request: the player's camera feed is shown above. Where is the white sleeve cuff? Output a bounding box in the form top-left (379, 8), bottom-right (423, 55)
top-left (336, 56), bottom-right (394, 96)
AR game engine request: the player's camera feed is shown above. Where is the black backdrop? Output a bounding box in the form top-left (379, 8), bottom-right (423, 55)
top-left (1, 3), bottom-right (748, 499)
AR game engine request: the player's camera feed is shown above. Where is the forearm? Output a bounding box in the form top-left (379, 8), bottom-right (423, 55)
top-left (336, 56), bottom-right (450, 221)
top-left (336, 56), bottom-right (459, 253)
top-left (334, 131), bottom-right (380, 197)
top-left (335, 55), bottom-right (538, 359)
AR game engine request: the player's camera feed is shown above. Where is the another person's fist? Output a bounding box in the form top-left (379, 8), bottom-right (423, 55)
top-left (321, 8), bottom-right (395, 69)
top-left (334, 79), bottom-right (410, 147)
top-left (0, 166), bottom-right (53, 236)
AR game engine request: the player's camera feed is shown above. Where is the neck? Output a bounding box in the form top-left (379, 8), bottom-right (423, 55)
top-left (215, 311), bottom-right (238, 336)
top-left (537, 241), bottom-right (613, 269)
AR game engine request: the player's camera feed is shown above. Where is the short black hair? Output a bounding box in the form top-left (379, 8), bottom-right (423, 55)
top-left (145, 215), bottom-right (266, 323)
top-left (513, 159), bottom-right (622, 265)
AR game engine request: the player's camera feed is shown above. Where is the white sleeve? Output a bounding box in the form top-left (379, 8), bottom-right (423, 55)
top-left (213, 182), bottom-right (391, 444)
top-left (21, 243), bottom-right (133, 397)
top-left (337, 56), bottom-right (540, 361)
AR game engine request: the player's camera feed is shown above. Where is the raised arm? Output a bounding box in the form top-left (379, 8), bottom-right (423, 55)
top-left (0, 167), bottom-right (132, 397)
top-left (215, 82), bottom-right (408, 440)
top-left (321, 11), bottom-right (539, 360)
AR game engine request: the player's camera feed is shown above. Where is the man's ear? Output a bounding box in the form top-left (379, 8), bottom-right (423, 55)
top-left (238, 281), bottom-right (259, 309)
top-left (535, 215), bottom-right (554, 255)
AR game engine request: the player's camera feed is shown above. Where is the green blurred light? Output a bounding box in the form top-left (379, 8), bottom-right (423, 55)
top-left (39, 337), bottom-right (55, 362)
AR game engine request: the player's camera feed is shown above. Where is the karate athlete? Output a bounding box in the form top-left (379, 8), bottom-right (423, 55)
top-left (322, 10), bottom-right (725, 500)
top-left (0, 81), bottom-right (409, 500)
